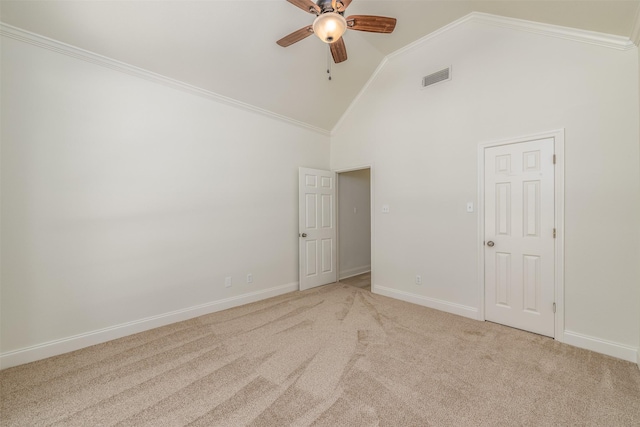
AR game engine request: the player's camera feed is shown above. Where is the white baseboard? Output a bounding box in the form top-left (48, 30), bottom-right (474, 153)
top-left (0, 282), bottom-right (298, 370)
top-left (339, 265), bottom-right (371, 280)
top-left (373, 285), bottom-right (478, 320)
top-left (562, 330), bottom-right (638, 363)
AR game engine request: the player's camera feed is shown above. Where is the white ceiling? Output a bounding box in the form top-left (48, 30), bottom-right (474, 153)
top-left (1, 1), bottom-right (639, 132)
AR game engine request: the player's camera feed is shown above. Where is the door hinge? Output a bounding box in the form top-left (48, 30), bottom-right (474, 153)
top-left (553, 302), bottom-right (556, 313)
top-left (553, 154), bottom-right (556, 164)
top-left (553, 228), bottom-right (556, 238)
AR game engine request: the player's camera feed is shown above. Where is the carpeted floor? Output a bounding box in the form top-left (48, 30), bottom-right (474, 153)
top-left (339, 272), bottom-right (371, 291)
top-left (2, 278), bottom-right (640, 426)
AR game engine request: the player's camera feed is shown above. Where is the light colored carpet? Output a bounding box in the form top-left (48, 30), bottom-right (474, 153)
top-left (340, 272), bottom-right (371, 292)
top-left (2, 281), bottom-right (640, 426)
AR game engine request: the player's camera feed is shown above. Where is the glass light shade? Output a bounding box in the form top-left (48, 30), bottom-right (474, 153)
top-left (312, 12), bottom-right (347, 44)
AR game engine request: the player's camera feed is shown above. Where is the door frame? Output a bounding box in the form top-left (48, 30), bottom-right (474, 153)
top-left (477, 129), bottom-right (565, 341)
top-left (334, 164), bottom-right (375, 290)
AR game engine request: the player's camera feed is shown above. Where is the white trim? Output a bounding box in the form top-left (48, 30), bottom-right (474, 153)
top-left (388, 13), bottom-right (633, 63)
top-left (331, 58), bottom-right (388, 134)
top-left (471, 13), bottom-right (634, 51)
top-left (553, 133), bottom-right (566, 341)
top-left (332, 13), bottom-right (633, 134)
top-left (563, 330), bottom-right (638, 363)
top-left (339, 266), bottom-right (371, 280)
top-left (385, 13), bottom-right (475, 62)
top-left (635, 2), bottom-right (640, 372)
top-left (0, 282), bottom-right (298, 370)
top-left (477, 129), bottom-right (565, 341)
top-left (0, 23), bottom-right (330, 137)
top-left (373, 285), bottom-right (479, 320)
top-left (333, 164), bottom-right (375, 174)
top-left (476, 147), bottom-right (486, 322)
top-left (1, 15), bottom-right (631, 138)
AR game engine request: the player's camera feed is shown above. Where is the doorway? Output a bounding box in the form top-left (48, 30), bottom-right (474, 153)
top-left (297, 166), bottom-right (373, 292)
top-left (337, 168), bottom-right (372, 291)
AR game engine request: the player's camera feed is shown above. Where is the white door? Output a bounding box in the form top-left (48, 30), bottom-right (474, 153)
top-left (484, 138), bottom-right (555, 337)
top-left (299, 167), bottom-right (337, 290)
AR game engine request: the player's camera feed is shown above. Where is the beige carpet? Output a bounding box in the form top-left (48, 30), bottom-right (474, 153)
top-left (2, 281), bottom-right (640, 426)
top-left (339, 272), bottom-right (371, 291)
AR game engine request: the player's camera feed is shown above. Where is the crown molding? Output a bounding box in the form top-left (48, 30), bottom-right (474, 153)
top-left (631, 4), bottom-right (640, 46)
top-left (1, 13), bottom-right (632, 139)
top-left (331, 57), bottom-right (388, 135)
top-left (0, 22), bottom-right (331, 137)
top-left (471, 12), bottom-right (634, 51)
top-left (388, 12), bottom-right (634, 63)
top-left (332, 12), bottom-right (635, 135)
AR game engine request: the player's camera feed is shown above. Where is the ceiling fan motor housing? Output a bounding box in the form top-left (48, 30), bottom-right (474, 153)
top-left (316, 0), bottom-right (345, 15)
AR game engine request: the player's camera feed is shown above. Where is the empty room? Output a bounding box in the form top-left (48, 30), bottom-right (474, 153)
top-left (1, 0), bottom-right (640, 425)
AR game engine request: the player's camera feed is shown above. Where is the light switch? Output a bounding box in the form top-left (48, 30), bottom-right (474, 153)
top-left (466, 202), bottom-right (474, 213)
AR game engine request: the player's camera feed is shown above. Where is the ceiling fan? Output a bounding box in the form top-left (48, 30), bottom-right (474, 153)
top-left (276, 0), bottom-right (397, 64)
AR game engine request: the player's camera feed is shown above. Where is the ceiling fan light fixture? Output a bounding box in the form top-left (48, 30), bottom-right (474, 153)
top-left (313, 12), bottom-right (347, 43)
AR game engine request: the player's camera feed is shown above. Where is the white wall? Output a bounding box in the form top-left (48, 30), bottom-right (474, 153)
top-left (338, 169), bottom-right (371, 279)
top-left (0, 36), bottom-right (329, 367)
top-left (331, 20), bottom-right (640, 361)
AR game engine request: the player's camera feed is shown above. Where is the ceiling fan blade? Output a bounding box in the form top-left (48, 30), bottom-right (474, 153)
top-left (336, 0), bottom-right (352, 12)
top-left (287, 0), bottom-right (321, 15)
top-left (330, 37), bottom-right (347, 63)
top-left (346, 15), bottom-right (397, 33)
top-left (276, 25), bottom-right (314, 47)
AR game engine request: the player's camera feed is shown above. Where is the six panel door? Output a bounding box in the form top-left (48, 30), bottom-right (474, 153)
top-left (299, 167), bottom-right (337, 291)
top-left (484, 138), bottom-right (555, 337)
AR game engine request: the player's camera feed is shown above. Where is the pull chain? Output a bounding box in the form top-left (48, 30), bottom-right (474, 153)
top-left (326, 45), bottom-right (332, 81)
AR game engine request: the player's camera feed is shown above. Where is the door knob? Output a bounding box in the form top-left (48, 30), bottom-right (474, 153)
top-left (487, 241), bottom-right (495, 247)
top-left (300, 233), bottom-right (307, 238)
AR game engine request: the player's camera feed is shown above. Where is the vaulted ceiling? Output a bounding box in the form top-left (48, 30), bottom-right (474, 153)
top-left (1, 1), bottom-right (639, 132)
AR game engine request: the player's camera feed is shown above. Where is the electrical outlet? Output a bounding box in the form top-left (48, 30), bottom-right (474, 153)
top-left (415, 275), bottom-right (422, 285)
top-left (225, 276), bottom-right (232, 288)
top-left (247, 273), bottom-right (253, 284)
top-left (382, 204), bottom-right (390, 213)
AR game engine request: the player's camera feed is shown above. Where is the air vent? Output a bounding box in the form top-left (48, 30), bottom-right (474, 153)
top-left (422, 67), bottom-right (451, 88)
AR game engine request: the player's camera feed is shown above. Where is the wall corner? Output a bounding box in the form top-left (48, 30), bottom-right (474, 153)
top-left (632, 4), bottom-right (640, 46)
